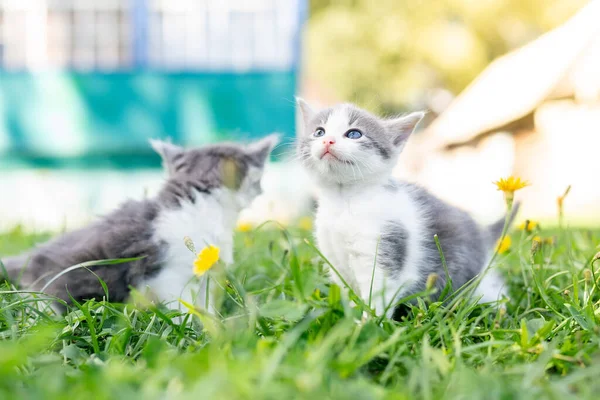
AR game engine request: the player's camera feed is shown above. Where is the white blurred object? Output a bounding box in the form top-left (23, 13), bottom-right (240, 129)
top-left (238, 160), bottom-right (315, 226)
top-left (402, 1), bottom-right (600, 224)
top-left (0, 169), bottom-right (162, 231)
top-left (414, 0), bottom-right (600, 151)
top-left (425, 88), bottom-right (454, 115)
top-left (397, 132), bottom-right (515, 224)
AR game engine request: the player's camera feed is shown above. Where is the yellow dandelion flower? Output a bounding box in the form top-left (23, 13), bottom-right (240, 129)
top-left (496, 236), bottom-right (512, 254)
top-left (494, 176), bottom-right (530, 192)
top-left (193, 245), bottom-right (220, 276)
top-left (493, 176), bottom-right (530, 202)
top-left (518, 220), bottom-right (538, 232)
top-left (298, 216), bottom-right (313, 231)
top-left (237, 222), bottom-right (253, 232)
top-left (532, 236), bottom-right (542, 244)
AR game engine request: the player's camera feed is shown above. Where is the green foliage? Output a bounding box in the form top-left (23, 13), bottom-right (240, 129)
top-left (2, 223), bottom-right (600, 399)
top-left (306, 0), bottom-right (588, 113)
top-left (0, 225), bottom-right (50, 256)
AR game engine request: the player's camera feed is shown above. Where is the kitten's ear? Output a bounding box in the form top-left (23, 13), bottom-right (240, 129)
top-left (296, 97), bottom-right (316, 130)
top-left (385, 111), bottom-right (426, 148)
top-left (149, 139), bottom-right (184, 175)
top-left (246, 133), bottom-right (280, 167)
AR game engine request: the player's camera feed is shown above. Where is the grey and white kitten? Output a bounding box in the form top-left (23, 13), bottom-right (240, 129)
top-left (1, 135), bottom-right (278, 313)
top-left (296, 100), bottom-right (514, 319)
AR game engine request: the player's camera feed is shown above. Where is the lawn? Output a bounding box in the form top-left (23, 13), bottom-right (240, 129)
top-left (1, 222), bottom-right (600, 399)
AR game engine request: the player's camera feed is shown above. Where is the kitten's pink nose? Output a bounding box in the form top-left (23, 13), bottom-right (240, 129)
top-left (322, 137), bottom-right (335, 148)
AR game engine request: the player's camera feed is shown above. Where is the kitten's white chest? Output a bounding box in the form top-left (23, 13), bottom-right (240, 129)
top-left (330, 208), bottom-right (358, 246)
top-left (315, 185), bottom-right (422, 308)
top-left (315, 191), bottom-right (385, 287)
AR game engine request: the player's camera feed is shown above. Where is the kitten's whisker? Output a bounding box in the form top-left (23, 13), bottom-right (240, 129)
top-left (350, 158), bottom-right (358, 182)
top-left (345, 153), bottom-right (367, 182)
top-left (355, 156), bottom-right (375, 176)
top-left (278, 148), bottom-right (303, 160)
top-left (346, 154), bottom-right (363, 182)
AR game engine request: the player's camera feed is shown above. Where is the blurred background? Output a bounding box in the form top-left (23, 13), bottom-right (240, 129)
top-left (0, 0), bottom-right (598, 231)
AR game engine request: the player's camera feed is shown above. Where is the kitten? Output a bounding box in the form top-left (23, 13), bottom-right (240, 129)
top-left (296, 99), bottom-right (515, 319)
top-left (1, 135), bottom-right (278, 313)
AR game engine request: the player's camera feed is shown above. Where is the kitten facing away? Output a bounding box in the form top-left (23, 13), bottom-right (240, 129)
top-left (0, 135), bottom-right (279, 313)
top-left (296, 99), bottom-right (517, 319)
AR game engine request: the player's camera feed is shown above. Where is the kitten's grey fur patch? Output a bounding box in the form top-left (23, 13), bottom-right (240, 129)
top-left (379, 222), bottom-right (409, 276)
top-left (383, 179), bottom-right (399, 192)
top-left (347, 108), bottom-right (362, 125)
top-left (1, 137), bottom-right (277, 308)
top-left (379, 182), bottom-right (501, 297)
top-left (362, 134), bottom-right (391, 159)
top-left (408, 183), bottom-right (487, 293)
top-left (314, 109), bottom-right (334, 126)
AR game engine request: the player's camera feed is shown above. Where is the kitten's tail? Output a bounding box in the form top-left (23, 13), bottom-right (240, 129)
top-left (485, 202), bottom-right (521, 247)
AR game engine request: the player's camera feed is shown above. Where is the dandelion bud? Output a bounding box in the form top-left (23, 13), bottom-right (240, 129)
top-left (519, 220), bottom-right (539, 232)
top-left (183, 236), bottom-right (196, 254)
top-left (593, 251), bottom-right (600, 265)
top-left (426, 273), bottom-right (439, 291)
top-left (237, 222), bottom-right (253, 232)
top-left (298, 216), bottom-right (313, 231)
top-left (584, 269), bottom-right (592, 283)
top-left (557, 185), bottom-right (571, 214)
top-left (530, 236), bottom-right (542, 258)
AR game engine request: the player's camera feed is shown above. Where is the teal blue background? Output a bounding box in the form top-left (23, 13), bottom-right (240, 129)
top-left (0, 71), bottom-right (296, 168)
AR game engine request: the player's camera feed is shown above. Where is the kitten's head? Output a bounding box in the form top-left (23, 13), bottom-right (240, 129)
top-left (296, 100), bottom-right (424, 187)
top-left (150, 134), bottom-right (279, 208)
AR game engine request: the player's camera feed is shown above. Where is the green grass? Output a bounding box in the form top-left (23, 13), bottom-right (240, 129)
top-left (1, 222), bottom-right (600, 399)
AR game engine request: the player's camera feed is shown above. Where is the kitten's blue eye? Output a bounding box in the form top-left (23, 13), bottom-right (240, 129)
top-left (313, 128), bottom-right (325, 137)
top-left (345, 130), bottom-right (362, 139)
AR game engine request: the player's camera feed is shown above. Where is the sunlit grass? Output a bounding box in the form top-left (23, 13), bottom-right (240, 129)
top-left (1, 222), bottom-right (600, 399)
